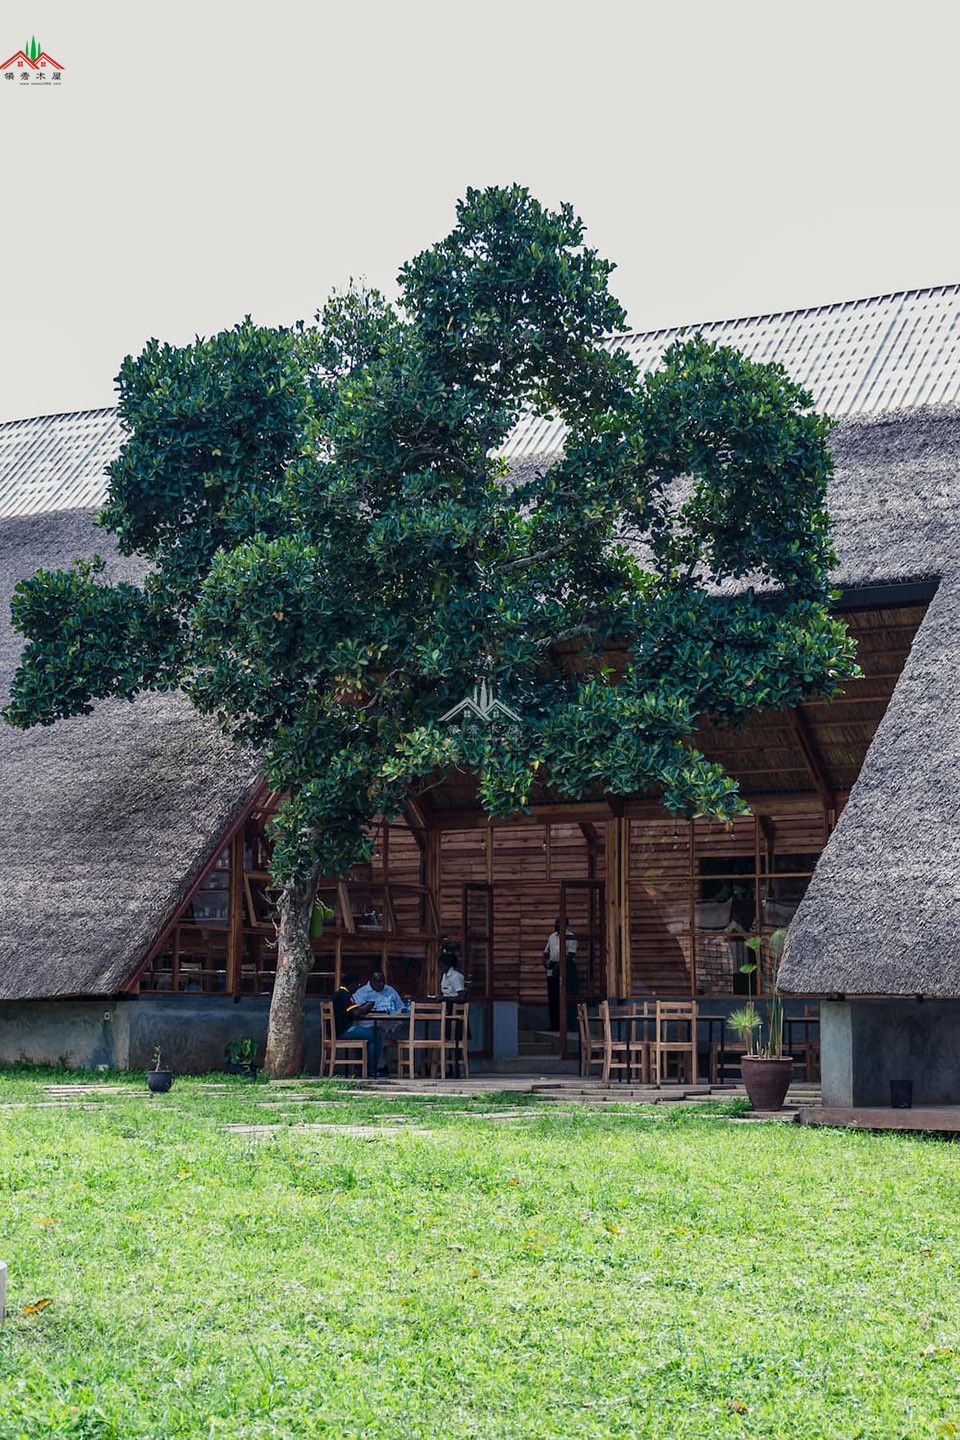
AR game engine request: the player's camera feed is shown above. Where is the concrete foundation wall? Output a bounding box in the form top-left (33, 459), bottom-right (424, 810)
top-left (821, 999), bottom-right (960, 1106)
top-left (0, 1000), bottom-right (132, 1069)
top-left (0, 997), bottom-right (323, 1073)
top-left (0, 996), bottom-right (512, 1072)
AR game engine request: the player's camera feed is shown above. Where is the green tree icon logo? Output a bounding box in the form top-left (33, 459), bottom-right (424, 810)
top-left (25, 36), bottom-right (41, 61)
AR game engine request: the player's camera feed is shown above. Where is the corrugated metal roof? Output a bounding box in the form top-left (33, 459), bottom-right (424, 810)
top-left (504, 282), bottom-right (960, 458)
top-left (0, 407), bottom-right (121, 519)
top-left (3, 283), bottom-right (960, 516)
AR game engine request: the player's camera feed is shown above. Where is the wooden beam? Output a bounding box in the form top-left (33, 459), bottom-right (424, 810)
top-left (431, 802), bottom-right (614, 831)
top-left (783, 705), bottom-right (835, 810)
top-left (403, 797), bottom-right (432, 835)
top-left (430, 790), bottom-right (843, 831)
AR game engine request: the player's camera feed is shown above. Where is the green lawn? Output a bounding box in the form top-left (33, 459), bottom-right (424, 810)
top-left (1, 1071), bottom-right (959, 1439)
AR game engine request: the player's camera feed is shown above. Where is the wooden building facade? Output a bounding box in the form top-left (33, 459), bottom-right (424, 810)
top-left (3, 286), bottom-right (960, 1084)
top-left (120, 597), bottom-right (926, 1056)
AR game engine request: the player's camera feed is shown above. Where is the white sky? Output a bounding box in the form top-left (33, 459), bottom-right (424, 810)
top-left (2, 0), bottom-right (960, 422)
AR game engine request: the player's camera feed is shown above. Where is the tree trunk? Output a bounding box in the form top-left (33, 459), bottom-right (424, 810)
top-left (264, 864), bottom-right (321, 1078)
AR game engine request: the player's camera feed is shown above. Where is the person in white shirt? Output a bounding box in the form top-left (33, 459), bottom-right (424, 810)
top-left (542, 918), bottom-right (578, 1031)
top-left (438, 942), bottom-right (467, 1076)
top-left (439, 946), bottom-right (467, 1000)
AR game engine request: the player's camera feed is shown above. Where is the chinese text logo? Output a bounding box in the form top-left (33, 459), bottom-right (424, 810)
top-left (1, 36), bottom-right (65, 84)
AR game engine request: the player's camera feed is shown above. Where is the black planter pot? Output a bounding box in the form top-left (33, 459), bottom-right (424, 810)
top-left (740, 1056), bottom-right (794, 1112)
top-left (147, 1070), bottom-right (174, 1094)
top-left (225, 1063), bottom-right (259, 1079)
top-left (890, 1079), bottom-right (913, 1109)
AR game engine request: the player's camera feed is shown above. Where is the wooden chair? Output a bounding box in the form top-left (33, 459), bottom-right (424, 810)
top-left (397, 1002), bottom-right (448, 1080)
top-left (608, 1001), bottom-right (655, 1082)
top-left (790, 1004), bottom-right (821, 1081)
top-left (319, 999), bottom-right (368, 1079)
top-left (709, 1035), bottom-right (749, 1084)
top-left (441, 1002), bottom-right (470, 1078)
top-left (578, 1003), bottom-right (606, 1078)
top-left (650, 1000), bottom-right (698, 1085)
top-left (599, 1000), bottom-right (631, 1085)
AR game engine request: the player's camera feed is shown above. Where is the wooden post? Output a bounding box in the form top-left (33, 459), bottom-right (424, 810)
top-left (603, 815), bottom-right (631, 999)
top-left (688, 821), bottom-right (697, 997)
top-left (425, 828), bottom-right (441, 994)
top-left (604, 820), bottom-right (618, 998)
top-left (228, 830), bottom-right (244, 998)
top-left (618, 817), bottom-right (631, 997)
top-left (753, 813), bottom-right (763, 993)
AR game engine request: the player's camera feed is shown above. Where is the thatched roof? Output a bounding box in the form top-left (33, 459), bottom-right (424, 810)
top-left (5, 285), bottom-right (960, 1001)
top-left (779, 576), bottom-right (960, 996)
top-left (0, 509), bottom-right (261, 999)
top-left (778, 408), bottom-right (960, 996)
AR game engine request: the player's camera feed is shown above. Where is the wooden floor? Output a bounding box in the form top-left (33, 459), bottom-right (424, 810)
top-left (798, 1105), bottom-right (960, 1134)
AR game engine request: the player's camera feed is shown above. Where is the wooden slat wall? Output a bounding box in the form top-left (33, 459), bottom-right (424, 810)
top-left (439, 823), bottom-right (593, 1000)
top-left (437, 808), bottom-right (831, 1001)
top-left (625, 808), bottom-right (831, 995)
top-left (626, 819), bottom-right (694, 994)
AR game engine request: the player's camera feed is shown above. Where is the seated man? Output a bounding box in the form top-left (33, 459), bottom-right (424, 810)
top-left (331, 976), bottom-right (383, 1075)
top-left (352, 969), bottom-right (406, 1014)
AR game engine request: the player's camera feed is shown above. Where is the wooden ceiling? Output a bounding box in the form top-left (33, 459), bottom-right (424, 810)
top-left (696, 601), bottom-right (927, 803)
top-left (418, 600), bottom-right (929, 821)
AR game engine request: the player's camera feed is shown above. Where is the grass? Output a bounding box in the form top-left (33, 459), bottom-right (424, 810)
top-left (1, 1070), bottom-right (960, 1438)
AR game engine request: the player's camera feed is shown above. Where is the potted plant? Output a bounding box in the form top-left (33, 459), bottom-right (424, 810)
top-left (223, 1036), bottom-right (259, 1078)
top-left (729, 929), bottom-right (794, 1111)
top-left (147, 1046), bottom-right (174, 1093)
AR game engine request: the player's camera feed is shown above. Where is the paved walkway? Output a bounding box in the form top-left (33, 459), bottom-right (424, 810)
top-left (0, 1077), bottom-right (821, 1122)
top-left (276, 1074), bottom-right (822, 1114)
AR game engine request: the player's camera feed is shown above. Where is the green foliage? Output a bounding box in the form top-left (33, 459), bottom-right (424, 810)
top-left (743, 928), bottom-right (788, 1055)
top-left (309, 897), bottom-right (335, 940)
top-left (222, 1036), bottom-right (256, 1067)
top-left (728, 1005), bottom-right (762, 1054)
top-left (4, 185), bottom-right (858, 892)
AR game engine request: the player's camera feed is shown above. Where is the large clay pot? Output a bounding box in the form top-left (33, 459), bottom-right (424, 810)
top-left (741, 1056), bottom-right (794, 1112)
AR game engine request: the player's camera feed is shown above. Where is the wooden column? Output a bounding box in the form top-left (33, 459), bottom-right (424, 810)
top-left (619, 817), bottom-right (631, 997)
top-left (604, 816), bottom-right (632, 998)
top-left (753, 813), bottom-right (763, 994)
top-left (425, 827), bottom-right (441, 993)
top-left (688, 821), bottom-right (697, 997)
top-left (227, 830), bottom-right (245, 997)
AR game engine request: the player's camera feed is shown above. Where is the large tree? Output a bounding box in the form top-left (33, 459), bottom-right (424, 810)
top-left (5, 186), bottom-right (857, 1075)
